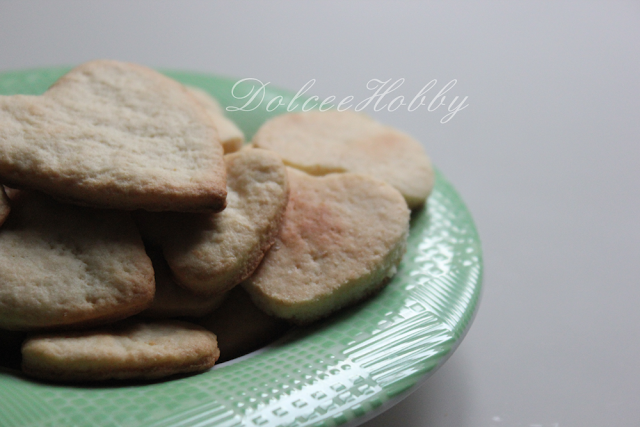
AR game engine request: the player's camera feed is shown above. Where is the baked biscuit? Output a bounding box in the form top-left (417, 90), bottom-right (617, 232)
top-left (0, 192), bottom-right (154, 331)
top-left (243, 168), bottom-right (410, 323)
top-left (0, 186), bottom-right (9, 227)
top-left (197, 286), bottom-right (289, 362)
top-left (252, 111), bottom-right (434, 209)
top-left (136, 148), bottom-right (289, 296)
top-left (0, 60), bottom-right (226, 212)
top-left (22, 320), bottom-right (219, 382)
top-left (187, 87), bottom-right (245, 154)
top-left (140, 247), bottom-right (227, 318)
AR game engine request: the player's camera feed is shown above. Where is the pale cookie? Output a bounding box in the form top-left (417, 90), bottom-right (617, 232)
top-left (243, 168), bottom-right (410, 324)
top-left (22, 320), bottom-right (219, 382)
top-left (252, 111), bottom-right (434, 209)
top-left (136, 148), bottom-right (289, 296)
top-left (0, 192), bottom-right (154, 331)
top-left (0, 60), bottom-right (226, 212)
top-left (0, 186), bottom-right (9, 227)
top-left (197, 286), bottom-right (289, 363)
top-left (187, 86), bottom-right (245, 154)
top-left (140, 247), bottom-right (227, 318)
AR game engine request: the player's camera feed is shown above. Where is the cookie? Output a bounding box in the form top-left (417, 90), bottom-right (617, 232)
top-left (136, 148), bottom-right (289, 296)
top-left (0, 192), bottom-right (155, 331)
top-left (0, 186), bottom-right (9, 227)
top-left (197, 286), bottom-right (289, 363)
top-left (21, 320), bottom-right (219, 382)
top-left (252, 111), bottom-right (434, 209)
top-left (0, 60), bottom-right (226, 212)
top-left (140, 247), bottom-right (227, 318)
top-left (187, 87), bottom-right (245, 154)
top-left (242, 168), bottom-right (410, 323)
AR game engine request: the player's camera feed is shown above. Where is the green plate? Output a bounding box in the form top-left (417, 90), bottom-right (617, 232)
top-left (0, 67), bottom-right (482, 427)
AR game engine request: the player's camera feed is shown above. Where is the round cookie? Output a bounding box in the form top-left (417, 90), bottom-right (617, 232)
top-left (252, 111), bottom-right (434, 209)
top-left (187, 86), bottom-right (245, 154)
top-left (22, 320), bottom-right (219, 382)
top-left (0, 60), bottom-right (226, 212)
top-left (242, 168), bottom-right (410, 324)
top-left (0, 192), bottom-right (155, 331)
top-left (136, 148), bottom-right (289, 296)
top-left (140, 247), bottom-right (227, 319)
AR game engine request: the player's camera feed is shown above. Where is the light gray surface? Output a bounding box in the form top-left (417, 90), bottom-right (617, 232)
top-left (1, 2), bottom-right (639, 426)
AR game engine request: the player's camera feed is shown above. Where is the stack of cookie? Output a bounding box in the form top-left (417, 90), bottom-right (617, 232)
top-left (0, 60), bottom-right (433, 382)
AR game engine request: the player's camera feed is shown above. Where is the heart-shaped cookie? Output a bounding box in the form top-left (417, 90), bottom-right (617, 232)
top-left (242, 168), bottom-right (410, 323)
top-left (136, 148), bottom-right (289, 296)
top-left (252, 111), bottom-right (434, 209)
top-left (0, 192), bottom-right (155, 331)
top-left (0, 60), bottom-right (226, 212)
top-left (22, 320), bottom-right (219, 382)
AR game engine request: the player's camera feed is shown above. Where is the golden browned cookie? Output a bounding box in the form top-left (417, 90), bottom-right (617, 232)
top-left (197, 286), bottom-right (289, 363)
top-left (21, 320), bottom-right (219, 382)
top-left (136, 148), bottom-right (289, 296)
top-left (252, 111), bottom-right (434, 209)
top-left (140, 247), bottom-right (227, 318)
top-left (0, 60), bottom-right (226, 212)
top-left (0, 186), bottom-right (9, 227)
top-left (242, 168), bottom-right (410, 323)
top-left (0, 192), bottom-right (155, 331)
top-left (187, 86), bottom-right (245, 154)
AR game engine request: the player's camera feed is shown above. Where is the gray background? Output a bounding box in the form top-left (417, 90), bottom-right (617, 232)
top-left (1, 1), bottom-right (639, 426)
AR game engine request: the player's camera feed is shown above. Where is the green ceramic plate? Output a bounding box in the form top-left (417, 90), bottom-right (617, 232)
top-left (0, 67), bottom-right (482, 427)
